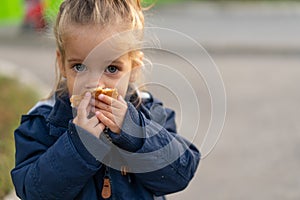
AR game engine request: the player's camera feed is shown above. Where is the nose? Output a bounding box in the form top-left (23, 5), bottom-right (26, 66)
top-left (96, 81), bottom-right (105, 89)
top-left (85, 73), bottom-right (105, 89)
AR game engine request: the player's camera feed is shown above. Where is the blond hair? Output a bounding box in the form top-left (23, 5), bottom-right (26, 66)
top-left (50, 0), bottom-right (146, 98)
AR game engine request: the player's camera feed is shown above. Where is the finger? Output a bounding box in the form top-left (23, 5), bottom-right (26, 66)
top-left (91, 122), bottom-right (105, 138)
top-left (98, 110), bottom-right (124, 133)
top-left (92, 108), bottom-right (118, 125)
top-left (87, 115), bottom-right (101, 128)
top-left (86, 104), bottom-right (92, 115)
top-left (96, 122), bottom-right (105, 132)
top-left (96, 111), bottom-right (116, 129)
top-left (98, 94), bottom-right (113, 105)
top-left (118, 95), bottom-right (127, 104)
top-left (94, 108), bottom-right (123, 125)
top-left (98, 110), bottom-right (115, 122)
top-left (77, 92), bottom-right (92, 119)
top-left (93, 100), bottom-right (112, 113)
top-left (97, 94), bottom-right (126, 110)
top-left (110, 95), bottom-right (126, 109)
top-left (90, 98), bottom-right (96, 107)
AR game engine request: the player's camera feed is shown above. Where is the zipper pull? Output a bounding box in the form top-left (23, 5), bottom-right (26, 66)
top-left (101, 176), bottom-right (111, 199)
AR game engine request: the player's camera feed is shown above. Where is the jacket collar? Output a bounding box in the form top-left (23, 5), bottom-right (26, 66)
top-left (47, 92), bottom-right (74, 129)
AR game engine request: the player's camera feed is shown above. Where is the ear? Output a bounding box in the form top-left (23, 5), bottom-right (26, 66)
top-left (130, 51), bottom-right (144, 82)
top-left (56, 49), bottom-right (66, 78)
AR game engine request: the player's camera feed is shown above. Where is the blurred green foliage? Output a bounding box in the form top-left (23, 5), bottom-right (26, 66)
top-left (1, 0), bottom-right (299, 27)
top-left (158, 0), bottom-right (300, 2)
top-left (44, 0), bottom-right (63, 23)
top-left (0, 75), bottom-right (38, 198)
top-left (0, 0), bottom-right (24, 25)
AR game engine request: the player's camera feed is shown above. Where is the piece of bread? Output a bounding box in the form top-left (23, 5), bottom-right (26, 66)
top-left (70, 87), bottom-right (118, 107)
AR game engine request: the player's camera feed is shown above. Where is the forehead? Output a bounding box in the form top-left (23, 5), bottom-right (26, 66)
top-left (63, 25), bottom-right (134, 63)
top-left (63, 25), bottom-right (115, 55)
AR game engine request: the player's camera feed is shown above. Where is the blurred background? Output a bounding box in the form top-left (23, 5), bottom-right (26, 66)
top-left (1, 0), bottom-right (300, 199)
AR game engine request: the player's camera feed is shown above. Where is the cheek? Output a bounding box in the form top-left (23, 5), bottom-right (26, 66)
top-left (113, 73), bottom-right (131, 97)
top-left (66, 79), bottom-right (74, 96)
top-left (66, 75), bottom-right (86, 95)
top-left (117, 86), bottom-right (129, 97)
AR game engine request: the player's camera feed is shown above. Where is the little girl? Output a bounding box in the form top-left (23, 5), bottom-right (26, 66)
top-left (11, 0), bottom-right (200, 199)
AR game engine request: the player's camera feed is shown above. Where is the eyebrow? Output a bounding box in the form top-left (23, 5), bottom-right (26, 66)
top-left (67, 58), bottom-right (83, 63)
top-left (111, 60), bottom-right (125, 66)
top-left (66, 58), bottom-right (125, 66)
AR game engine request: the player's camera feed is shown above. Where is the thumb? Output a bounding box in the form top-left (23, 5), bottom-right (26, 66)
top-left (77, 92), bottom-right (92, 120)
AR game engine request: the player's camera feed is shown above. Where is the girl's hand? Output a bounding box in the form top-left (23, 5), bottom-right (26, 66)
top-left (92, 94), bottom-right (128, 134)
top-left (73, 92), bottom-right (105, 138)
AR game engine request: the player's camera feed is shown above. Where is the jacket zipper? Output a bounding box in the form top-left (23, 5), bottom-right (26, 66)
top-left (101, 166), bottom-right (112, 199)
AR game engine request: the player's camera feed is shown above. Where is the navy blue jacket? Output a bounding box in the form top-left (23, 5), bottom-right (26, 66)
top-left (11, 92), bottom-right (200, 200)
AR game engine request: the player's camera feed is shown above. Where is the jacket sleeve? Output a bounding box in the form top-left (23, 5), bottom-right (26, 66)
top-left (108, 97), bottom-right (201, 196)
top-left (11, 109), bottom-right (104, 200)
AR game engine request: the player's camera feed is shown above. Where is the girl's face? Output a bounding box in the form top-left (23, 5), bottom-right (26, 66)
top-left (57, 25), bottom-right (142, 98)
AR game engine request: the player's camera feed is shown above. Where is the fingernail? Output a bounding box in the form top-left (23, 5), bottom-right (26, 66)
top-left (99, 94), bottom-right (104, 99)
top-left (85, 92), bottom-right (91, 97)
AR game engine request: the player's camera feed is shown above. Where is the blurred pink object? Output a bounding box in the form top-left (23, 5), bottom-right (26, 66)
top-left (23, 0), bottom-right (46, 31)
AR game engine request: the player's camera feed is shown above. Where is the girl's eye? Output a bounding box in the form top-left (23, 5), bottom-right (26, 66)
top-left (73, 64), bottom-right (87, 72)
top-left (105, 65), bottom-right (119, 74)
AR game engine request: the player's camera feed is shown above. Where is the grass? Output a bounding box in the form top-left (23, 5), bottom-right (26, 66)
top-left (0, 75), bottom-right (39, 199)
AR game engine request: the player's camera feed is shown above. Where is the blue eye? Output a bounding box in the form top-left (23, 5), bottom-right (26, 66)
top-left (105, 65), bottom-right (118, 74)
top-left (73, 64), bottom-right (87, 72)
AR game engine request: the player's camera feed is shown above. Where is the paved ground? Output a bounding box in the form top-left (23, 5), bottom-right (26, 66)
top-left (1, 2), bottom-right (300, 200)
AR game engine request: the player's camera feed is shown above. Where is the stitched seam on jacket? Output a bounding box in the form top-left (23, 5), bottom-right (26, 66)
top-left (30, 164), bottom-right (47, 200)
